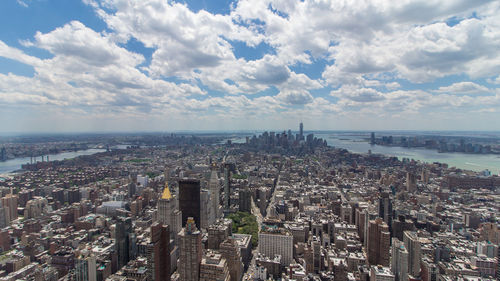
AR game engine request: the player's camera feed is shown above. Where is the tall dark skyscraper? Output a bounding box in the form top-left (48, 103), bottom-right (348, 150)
top-left (378, 191), bottom-right (393, 230)
top-left (179, 179), bottom-right (201, 228)
top-left (115, 217), bottom-right (133, 269)
top-left (371, 132), bottom-right (375, 145)
top-left (299, 122), bottom-right (304, 139)
top-left (239, 188), bottom-right (252, 213)
top-left (149, 222), bottom-right (171, 281)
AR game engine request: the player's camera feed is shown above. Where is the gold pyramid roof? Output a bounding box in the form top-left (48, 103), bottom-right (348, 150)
top-left (161, 182), bottom-right (172, 200)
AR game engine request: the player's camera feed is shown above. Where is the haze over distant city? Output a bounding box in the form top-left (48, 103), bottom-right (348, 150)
top-left (1, 0), bottom-right (500, 132)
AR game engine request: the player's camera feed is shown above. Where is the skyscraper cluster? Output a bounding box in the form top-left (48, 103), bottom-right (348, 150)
top-left (0, 125), bottom-right (497, 281)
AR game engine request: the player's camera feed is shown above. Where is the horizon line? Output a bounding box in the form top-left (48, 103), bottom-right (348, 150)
top-left (1, 129), bottom-right (500, 137)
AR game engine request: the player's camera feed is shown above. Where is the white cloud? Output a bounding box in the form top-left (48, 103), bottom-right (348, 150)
top-left (277, 90), bottom-right (313, 105)
top-left (0, 40), bottom-right (42, 67)
top-left (331, 86), bottom-right (386, 103)
top-left (1, 0), bottom-right (500, 131)
top-left (434, 82), bottom-right (491, 95)
top-left (93, 0), bottom-right (264, 78)
top-left (16, 0), bottom-right (29, 8)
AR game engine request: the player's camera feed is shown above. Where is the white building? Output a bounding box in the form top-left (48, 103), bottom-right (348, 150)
top-left (477, 241), bottom-right (498, 258)
top-left (371, 265), bottom-right (395, 281)
top-left (403, 231), bottom-right (421, 277)
top-left (156, 182), bottom-right (182, 273)
top-left (137, 175), bottom-right (148, 187)
top-left (209, 168), bottom-right (221, 221)
top-left (391, 238), bottom-right (408, 281)
top-left (258, 230), bottom-right (293, 266)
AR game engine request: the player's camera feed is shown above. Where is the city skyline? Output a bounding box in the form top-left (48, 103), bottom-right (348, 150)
top-left (0, 121), bottom-right (498, 280)
top-left (1, 0), bottom-right (500, 132)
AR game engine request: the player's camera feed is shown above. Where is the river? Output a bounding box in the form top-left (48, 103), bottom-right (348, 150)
top-left (1, 133), bottom-right (499, 175)
top-left (0, 148), bottom-right (106, 175)
top-left (317, 133), bottom-right (500, 174)
top-left (229, 132), bottom-right (500, 174)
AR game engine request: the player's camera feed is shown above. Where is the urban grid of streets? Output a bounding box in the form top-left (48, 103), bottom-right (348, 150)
top-left (0, 128), bottom-right (498, 281)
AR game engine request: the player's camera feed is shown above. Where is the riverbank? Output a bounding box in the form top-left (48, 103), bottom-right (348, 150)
top-left (0, 148), bottom-right (106, 174)
top-left (319, 133), bottom-right (500, 173)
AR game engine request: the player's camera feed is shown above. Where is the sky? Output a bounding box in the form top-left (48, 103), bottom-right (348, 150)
top-left (0, 0), bottom-right (499, 133)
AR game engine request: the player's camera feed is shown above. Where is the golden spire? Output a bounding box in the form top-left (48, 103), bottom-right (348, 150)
top-left (161, 182), bottom-right (172, 200)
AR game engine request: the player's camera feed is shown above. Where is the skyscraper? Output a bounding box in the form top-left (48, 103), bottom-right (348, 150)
top-left (371, 132), bottom-right (376, 145)
top-left (223, 163), bottom-right (232, 210)
top-left (75, 252), bottom-right (97, 281)
top-left (115, 216), bottom-right (133, 269)
top-left (156, 182), bottom-right (181, 273)
top-left (179, 179), bottom-right (201, 228)
top-left (403, 231), bottom-right (421, 278)
top-left (1, 194), bottom-right (18, 223)
top-left (367, 218), bottom-right (390, 266)
top-left (207, 219), bottom-right (232, 250)
top-left (299, 122), bottom-right (304, 140)
top-left (209, 166), bottom-right (221, 220)
top-left (238, 188), bottom-right (252, 213)
top-left (149, 222), bottom-right (171, 281)
top-left (179, 217), bottom-right (202, 281)
top-left (406, 172), bottom-right (417, 192)
top-left (391, 238), bottom-right (409, 281)
top-left (157, 182), bottom-right (182, 242)
top-left (378, 191), bottom-right (393, 230)
top-left (200, 189), bottom-right (213, 229)
top-left (219, 239), bottom-right (243, 281)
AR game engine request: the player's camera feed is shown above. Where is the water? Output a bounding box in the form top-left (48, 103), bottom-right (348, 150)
top-left (0, 148), bottom-right (106, 175)
top-left (228, 132), bottom-right (500, 173)
top-left (1, 133), bottom-right (498, 175)
top-left (317, 133), bottom-right (500, 173)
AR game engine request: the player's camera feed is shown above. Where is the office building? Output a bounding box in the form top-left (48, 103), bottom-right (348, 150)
top-left (207, 219), bottom-right (232, 250)
top-left (391, 238), bottom-right (408, 281)
top-left (179, 179), bottom-right (201, 228)
top-left (220, 239), bottom-right (243, 281)
top-left (200, 189), bottom-right (214, 229)
top-left (179, 217), bottom-right (202, 281)
top-left (406, 172), bottom-right (417, 192)
top-left (75, 252), bottom-right (97, 281)
top-left (258, 229), bottom-right (293, 266)
top-left (1, 194), bottom-right (18, 223)
top-left (368, 218), bottom-right (390, 266)
top-left (477, 241), bottom-right (499, 258)
top-left (238, 188), bottom-right (252, 213)
top-left (199, 251), bottom-right (230, 281)
top-left (224, 164), bottom-right (231, 210)
top-left (403, 231), bottom-right (421, 278)
top-left (378, 192), bottom-right (393, 229)
top-left (157, 182), bottom-right (182, 241)
top-left (115, 216), bottom-right (133, 270)
top-left (148, 222), bottom-right (170, 281)
top-left (209, 167), bottom-right (221, 220)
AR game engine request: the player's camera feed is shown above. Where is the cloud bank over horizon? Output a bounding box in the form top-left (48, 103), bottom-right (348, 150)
top-left (1, 0), bottom-right (500, 132)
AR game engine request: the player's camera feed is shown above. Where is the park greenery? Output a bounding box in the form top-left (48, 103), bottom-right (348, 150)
top-left (232, 173), bottom-right (248, 180)
top-left (228, 211), bottom-right (258, 248)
